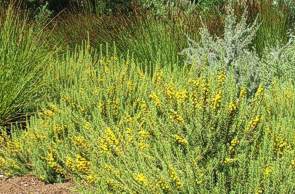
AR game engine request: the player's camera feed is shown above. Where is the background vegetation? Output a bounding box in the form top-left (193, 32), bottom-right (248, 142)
top-left (0, 0), bottom-right (295, 193)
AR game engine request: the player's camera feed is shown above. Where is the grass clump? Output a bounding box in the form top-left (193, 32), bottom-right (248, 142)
top-left (0, 6), bottom-right (53, 128)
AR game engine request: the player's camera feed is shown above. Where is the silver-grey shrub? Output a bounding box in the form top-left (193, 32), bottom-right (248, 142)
top-left (182, 5), bottom-right (295, 94)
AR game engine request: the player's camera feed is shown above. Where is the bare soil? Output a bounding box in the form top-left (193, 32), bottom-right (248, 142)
top-left (0, 175), bottom-right (74, 194)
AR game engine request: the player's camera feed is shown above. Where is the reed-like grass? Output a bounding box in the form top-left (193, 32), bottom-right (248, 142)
top-left (0, 6), bottom-right (53, 128)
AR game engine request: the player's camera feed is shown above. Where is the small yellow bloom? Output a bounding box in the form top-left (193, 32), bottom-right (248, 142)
top-left (248, 115), bottom-right (261, 131)
top-left (175, 90), bottom-right (188, 103)
top-left (6, 141), bottom-right (21, 153)
top-left (65, 156), bottom-right (74, 171)
top-left (158, 179), bottom-right (170, 192)
top-left (239, 87), bottom-right (247, 98)
top-left (175, 134), bottom-right (188, 146)
top-left (228, 101), bottom-right (237, 113)
top-left (42, 109), bottom-right (55, 118)
top-left (149, 92), bottom-right (161, 107)
top-left (256, 85), bottom-right (264, 96)
top-left (138, 141), bottom-right (150, 150)
top-left (212, 91), bottom-right (222, 110)
top-left (168, 167), bottom-right (182, 189)
top-left (85, 174), bottom-right (97, 184)
top-left (75, 154), bottom-right (90, 173)
top-left (169, 110), bottom-right (184, 124)
top-left (263, 165), bottom-right (272, 177)
top-left (217, 70), bottom-right (226, 85)
top-left (224, 157), bottom-right (237, 165)
top-left (0, 157), bottom-right (6, 168)
top-left (229, 137), bottom-right (239, 152)
top-left (72, 135), bottom-right (89, 150)
top-left (134, 173), bottom-right (148, 185)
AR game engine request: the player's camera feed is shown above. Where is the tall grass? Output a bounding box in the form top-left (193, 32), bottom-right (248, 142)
top-left (253, 1), bottom-right (290, 55)
top-left (0, 6), bottom-right (52, 127)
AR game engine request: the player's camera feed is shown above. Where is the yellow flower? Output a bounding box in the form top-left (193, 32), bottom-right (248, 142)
top-left (255, 85), bottom-right (264, 97)
top-left (125, 128), bottom-right (134, 143)
top-left (175, 134), bottom-right (188, 146)
top-left (75, 154), bottom-right (90, 173)
top-left (168, 167), bottom-right (182, 189)
top-left (149, 92), bottom-right (161, 107)
top-left (274, 135), bottom-right (291, 156)
top-left (61, 95), bottom-right (70, 102)
top-left (263, 165), bottom-right (272, 177)
top-left (0, 157), bottom-right (6, 168)
top-left (228, 101), bottom-right (237, 114)
top-left (65, 156), bottom-right (74, 171)
top-left (103, 164), bottom-right (120, 176)
top-left (52, 124), bottom-right (65, 137)
top-left (134, 173), bottom-right (148, 186)
top-left (165, 85), bottom-right (175, 100)
top-left (98, 128), bottom-right (122, 155)
top-left (6, 141), bottom-right (21, 154)
top-left (155, 70), bottom-right (163, 84)
top-left (138, 141), bottom-right (150, 150)
top-left (105, 128), bottom-right (120, 146)
top-left (83, 122), bottom-right (92, 130)
top-left (217, 70), bottom-right (226, 85)
top-left (42, 109), bottom-right (54, 118)
top-left (211, 91), bottom-right (222, 110)
top-left (72, 135), bottom-right (89, 150)
top-left (85, 174), bottom-right (97, 184)
top-left (139, 129), bottom-right (150, 140)
top-left (127, 80), bottom-right (134, 92)
top-left (224, 157), bottom-right (237, 165)
top-left (175, 90), bottom-right (188, 103)
top-left (169, 110), bottom-right (184, 124)
top-left (229, 137), bottom-right (239, 152)
top-left (247, 115), bottom-right (261, 131)
top-left (239, 87), bottom-right (247, 98)
top-left (138, 100), bottom-right (148, 111)
top-left (255, 188), bottom-right (264, 194)
top-left (48, 103), bottom-right (59, 113)
top-left (157, 179), bottom-right (170, 192)
top-left (45, 152), bottom-right (64, 175)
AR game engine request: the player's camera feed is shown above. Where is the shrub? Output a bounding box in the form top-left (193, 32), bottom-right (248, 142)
top-left (181, 6), bottom-right (260, 95)
top-left (182, 4), bottom-right (295, 94)
top-left (1, 45), bottom-right (295, 193)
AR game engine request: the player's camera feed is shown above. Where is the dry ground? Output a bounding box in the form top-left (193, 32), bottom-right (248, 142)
top-left (0, 175), bottom-right (74, 194)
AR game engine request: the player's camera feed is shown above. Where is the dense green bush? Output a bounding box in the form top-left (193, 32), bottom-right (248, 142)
top-left (0, 45), bottom-right (294, 193)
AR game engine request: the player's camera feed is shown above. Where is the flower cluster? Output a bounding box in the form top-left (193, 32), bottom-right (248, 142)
top-left (168, 167), bottom-right (182, 189)
top-left (174, 134), bottom-right (188, 146)
top-left (98, 128), bottom-right (122, 156)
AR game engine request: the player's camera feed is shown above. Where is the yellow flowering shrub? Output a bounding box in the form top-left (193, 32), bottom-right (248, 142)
top-left (0, 52), bottom-right (294, 194)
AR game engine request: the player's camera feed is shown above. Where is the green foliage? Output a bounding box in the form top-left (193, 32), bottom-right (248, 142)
top-left (50, 13), bottom-right (196, 71)
top-left (1, 1), bottom-right (295, 193)
top-left (0, 46), bottom-right (295, 193)
top-left (0, 6), bottom-right (52, 127)
top-left (253, 0), bottom-right (291, 55)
